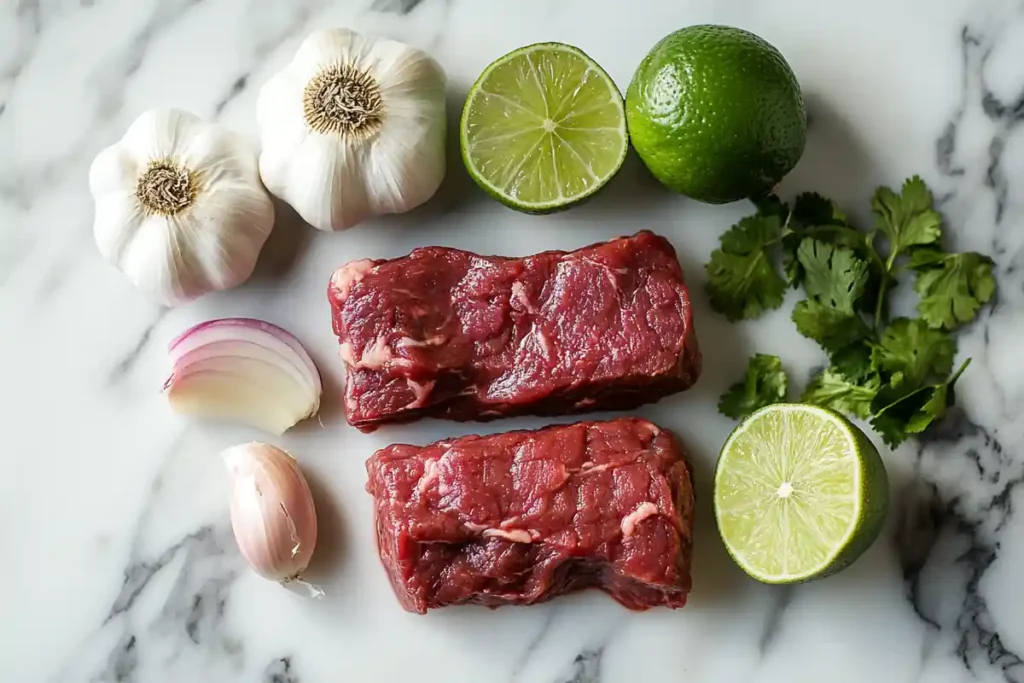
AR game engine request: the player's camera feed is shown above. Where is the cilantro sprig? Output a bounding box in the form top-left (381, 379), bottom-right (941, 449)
top-left (909, 250), bottom-right (995, 330)
top-left (718, 354), bottom-right (788, 419)
top-left (707, 176), bottom-right (996, 447)
top-left (705, 214), bottom-right (787, 321)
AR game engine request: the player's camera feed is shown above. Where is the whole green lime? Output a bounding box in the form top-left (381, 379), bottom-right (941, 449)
top-left (626, 25), bottom-right (807, 204)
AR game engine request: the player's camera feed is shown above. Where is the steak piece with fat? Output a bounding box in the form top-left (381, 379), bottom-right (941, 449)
top-left (328, 231), bottom-right (701, 432)
top-left (365, 417), bottom-right (694, 612)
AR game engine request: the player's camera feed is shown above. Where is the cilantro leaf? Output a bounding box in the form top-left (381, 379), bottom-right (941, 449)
top-left (718, 213), bottom-right (781, 253)
top-left (871, 318), bottom-right (955, 387)
top-left (797, 239), bottom-right (869, 312)
top-left (789, 224), bottom-right (869, 254)
top-left (782, 235), bottom-right (803, 285)
top-left (790, 239), bottom-right (872, 351)
top-left (869, 359), bottom-right (970, 447)
top-left (908, 381), bottom-right (957, 433)
top-left (829, 342), bottom-right (874, 382)
top-left (869, 322), bottom-right (962, 448)
top-left (871, 176), bottom-right (942, 259)
top-left (784, 232), bottom-right (879, 302)
top-left (718, 354), bottom-right (788, 420)
top-left (752, 194), bottom-right (789, 221)
top-left (793, 300), bottom-right (872, 351)
top-left (801, 367), bottom-right (879, 420)
top-left (706, 214), bottom-right (786, 321)
top-left (791, 192), bottom-right (849, 227)
top-left (870, 386), bottom-right (935, 448)
top-left (909, 249), bottom-right (996, 330)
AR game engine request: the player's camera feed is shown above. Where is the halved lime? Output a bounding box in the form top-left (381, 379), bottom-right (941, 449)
top-left (714, 403), bottom-right (888, 583)
top-left (460, 43), bottom-right (628, 213)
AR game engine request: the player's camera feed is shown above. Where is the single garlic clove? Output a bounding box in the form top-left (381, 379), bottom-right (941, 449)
top-left (163, 318), bottom-right (322, 435)
top-left (222, 442), bottom-right (319, 585)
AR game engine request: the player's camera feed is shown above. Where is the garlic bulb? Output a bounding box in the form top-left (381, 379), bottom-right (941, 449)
top-left (89, 109), bottom-right (275, 307)
top-left (223, 442), bottom-right (319, 588)
top-left (256, 28), bottom-right (447, 231)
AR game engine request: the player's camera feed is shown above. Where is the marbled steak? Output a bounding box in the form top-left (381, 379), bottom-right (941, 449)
top-left (365, 418), bottom-right (694, 612)
top-left (328, 231), bottom-right (701, 432)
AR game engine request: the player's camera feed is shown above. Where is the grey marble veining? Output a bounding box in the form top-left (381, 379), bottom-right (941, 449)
top-left (4, 0), bottom-right (1024, 681)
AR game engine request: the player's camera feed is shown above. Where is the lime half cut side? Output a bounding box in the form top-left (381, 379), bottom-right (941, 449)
top-left (713, 403), bottom-right (888, 584)
top-left (460, 42), bottom-right (628, 212)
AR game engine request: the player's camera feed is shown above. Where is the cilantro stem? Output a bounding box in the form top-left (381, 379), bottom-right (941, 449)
top-left (872, 235), bottom-right (904, 331)
top-left (885, 250), bottom-right (900, 272)
top-left (873, 278), bottom-right (888, 331)
top-left (864, 229), bottom-right (886, 273)
top-left (868, 237), bottom-right (909, 331)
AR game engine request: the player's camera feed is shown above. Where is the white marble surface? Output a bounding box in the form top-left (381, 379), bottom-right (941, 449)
top-left (3, 0), bottom-right (1024, 681)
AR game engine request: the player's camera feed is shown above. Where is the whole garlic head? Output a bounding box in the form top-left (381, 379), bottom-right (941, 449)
top-left (89, 109), bottom-right (275, 307)
top-left (257, 28), bottom-right (447, 232)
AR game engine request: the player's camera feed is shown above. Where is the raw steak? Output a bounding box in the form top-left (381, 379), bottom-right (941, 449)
top-left (328, 231), bottom-right (701, 432)
top-left (365, 417), bottom-right (694, 612)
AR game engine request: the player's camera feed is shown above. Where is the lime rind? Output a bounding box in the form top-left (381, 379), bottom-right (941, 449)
top-left (624, 25), bottom-right (807, 204)
top-left (460, 42), bottom-right (628, 213)
top-left (713, 403), bottom-right (888, 584)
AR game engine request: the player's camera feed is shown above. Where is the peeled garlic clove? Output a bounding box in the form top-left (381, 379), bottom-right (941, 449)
top-left (164, 318), bottom-right (322, 435)
top-left (223, 442), bottom-right (319, 585)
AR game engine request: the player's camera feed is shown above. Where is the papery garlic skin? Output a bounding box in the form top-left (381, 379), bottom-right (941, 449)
top-left (257, 28), bottom-right (447, 231)
top-left (223, 442), bottom-right (318, 583)
top-left (89, 109), bottom-right (275, 307)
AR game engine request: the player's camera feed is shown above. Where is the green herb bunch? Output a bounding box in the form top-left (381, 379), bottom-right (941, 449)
top-left (708, 177), bottom-right (996, 447)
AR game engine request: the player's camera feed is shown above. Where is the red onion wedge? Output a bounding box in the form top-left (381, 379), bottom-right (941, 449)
top-left (164, 318), bottom-right (322, 435)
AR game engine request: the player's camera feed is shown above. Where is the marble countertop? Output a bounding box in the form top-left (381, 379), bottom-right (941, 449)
top-left (4, 0), bottom-right (1024, 681)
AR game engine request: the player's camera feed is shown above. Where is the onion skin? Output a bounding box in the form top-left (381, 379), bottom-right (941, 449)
top-left (164, 318), bottom-right (322, 435)
top-left (222, 442), bottom-right (318, 583)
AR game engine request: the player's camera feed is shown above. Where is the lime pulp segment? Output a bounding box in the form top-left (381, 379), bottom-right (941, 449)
top-left (460, 43), bottom-right (627, 211)
top-left (714, 404), bottom-right (885, 583)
